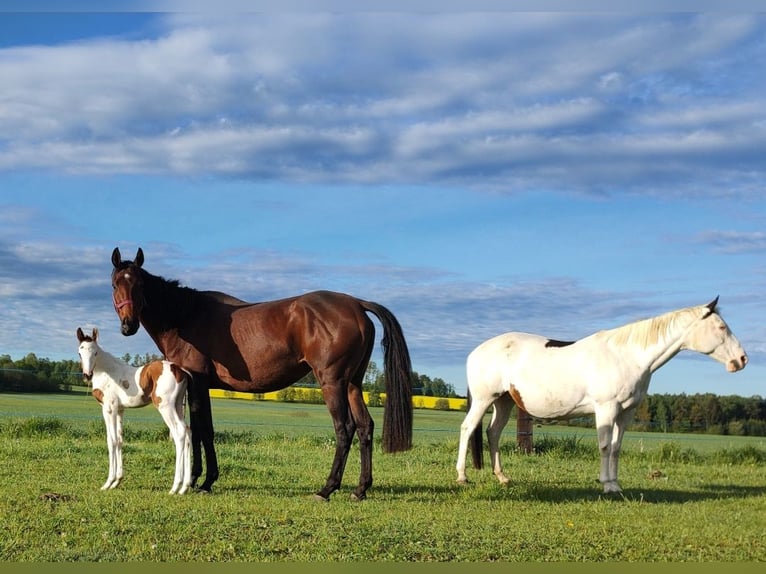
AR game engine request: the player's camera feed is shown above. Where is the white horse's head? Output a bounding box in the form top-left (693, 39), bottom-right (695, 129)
top-left (76, 327), bottom-right (100, 382)
top-left (684, 297), bottom-right (747, 373)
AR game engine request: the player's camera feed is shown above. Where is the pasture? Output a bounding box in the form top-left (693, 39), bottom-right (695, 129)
top-left (1, 392), bottom-right (766, 562)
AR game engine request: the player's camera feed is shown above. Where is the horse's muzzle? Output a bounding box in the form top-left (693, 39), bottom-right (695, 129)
top-left (121, 319), bottom-right (139, 336)
top-left (82, 372), bottom-right (93, 383)
top-left (727, 354), bottom-right (748, 373)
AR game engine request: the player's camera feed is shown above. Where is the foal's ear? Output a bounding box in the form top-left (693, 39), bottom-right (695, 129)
top-left (135, 247), bottom-right (144, 268)
top-left (92, 327), bottom-right (99, 341)
top-left (111, 247), bottom-right (122, 268)
top-left (76, 327), bottom-right (85, 342)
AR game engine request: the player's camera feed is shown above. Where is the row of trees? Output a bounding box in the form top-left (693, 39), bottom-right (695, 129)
top-left (556, 393), bottom-right (766, 436)
top-left (2, 353), bottom-right (765, 436)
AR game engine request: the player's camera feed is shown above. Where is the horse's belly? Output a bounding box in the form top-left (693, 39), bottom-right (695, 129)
top-left (212, 361), bottom-right (311, 393)
top-left (518, 389), bottom-right (592, 420)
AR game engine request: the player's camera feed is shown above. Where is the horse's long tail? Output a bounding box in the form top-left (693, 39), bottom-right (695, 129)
top-left (361, 301), bottom-right (414, 453)
top-left (467, 390), bottom-right (484, 469)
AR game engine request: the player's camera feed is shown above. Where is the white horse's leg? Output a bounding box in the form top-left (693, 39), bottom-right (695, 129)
top-left (456, 395), bottom-right (495, 484)
top-left (595, 403), bottom-right (621, 493)
top-left (608, 408), bottom-right (636, 493)
top-left (487, 394), bottom-right (513, 484)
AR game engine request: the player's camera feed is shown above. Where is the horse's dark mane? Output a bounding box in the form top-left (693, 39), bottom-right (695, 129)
top-left (138, 268), bottom-right (211, 329)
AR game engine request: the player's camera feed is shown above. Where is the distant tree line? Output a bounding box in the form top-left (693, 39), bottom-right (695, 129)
top-left (0, 352), bottom-right (163, 393)
top-left (559, 393), bottom-right (766, 436)
top-left (3, 354), bottom-right (765, 436)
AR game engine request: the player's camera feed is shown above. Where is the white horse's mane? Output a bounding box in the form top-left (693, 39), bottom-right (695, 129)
top-left (602, 304), bottom-right (709, 349)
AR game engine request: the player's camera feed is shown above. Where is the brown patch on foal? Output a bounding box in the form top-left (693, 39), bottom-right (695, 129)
top-left (139, 361), bottom-right (163, 405)
top-left (91, 388), bottom-right (104, 404)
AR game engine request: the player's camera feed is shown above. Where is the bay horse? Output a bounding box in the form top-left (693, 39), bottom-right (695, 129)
top-left (76, 327), bottom-right (192, 494)
top-left (110, 247), bottom-right (413, 501)
top-left (456, 298), bottom-right (747, 493)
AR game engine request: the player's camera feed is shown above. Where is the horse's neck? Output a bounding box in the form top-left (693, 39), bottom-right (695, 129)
top-left (94, 348), bottom-right (136, 387)
top-left (606, 308), bottom-right (700, 373)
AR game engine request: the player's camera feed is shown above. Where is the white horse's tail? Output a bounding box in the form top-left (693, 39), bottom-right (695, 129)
top-left (467, 390), bottom-right (484, 469)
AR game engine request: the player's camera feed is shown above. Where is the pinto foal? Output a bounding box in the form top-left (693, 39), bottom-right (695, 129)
top-left (77, 327), bottom-right (192, 494)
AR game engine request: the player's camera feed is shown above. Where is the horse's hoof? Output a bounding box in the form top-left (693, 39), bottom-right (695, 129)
top-left (313, 493), bottom-right (330, 503)
top-left (350, 492), bottom-right (366, 502)
top-left (456, 478), bottom-right (469, 485)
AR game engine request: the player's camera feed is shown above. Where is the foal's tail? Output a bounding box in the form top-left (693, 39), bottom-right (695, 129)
top-left (467, 390), bottom-right (484, 469)
top-left (361, 301), bottom-right (414, 453)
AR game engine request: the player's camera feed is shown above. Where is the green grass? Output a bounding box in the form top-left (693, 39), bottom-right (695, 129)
top-left (1, 393), bottom-right (766, 562)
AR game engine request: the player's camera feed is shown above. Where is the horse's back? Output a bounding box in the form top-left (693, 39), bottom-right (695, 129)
top-left (467, 332), bottom-right (547, 391)
top-left (209, 290), bottom-right (373, 390)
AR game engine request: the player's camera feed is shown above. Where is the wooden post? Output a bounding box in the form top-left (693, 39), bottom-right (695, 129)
top-left (516, 407), bottom-right (533, 453)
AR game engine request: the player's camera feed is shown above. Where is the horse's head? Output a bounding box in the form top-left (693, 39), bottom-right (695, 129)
top-left (686, 297), bottom-right (748, 373)
top-left (76, 327), bottom-right (99, 382)
top-left (111, 247), bottom-right (145, 336)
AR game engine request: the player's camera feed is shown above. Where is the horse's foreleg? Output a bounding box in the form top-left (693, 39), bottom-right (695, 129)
top-left (595, 403), bottom-right (621, 493)
top-left (187, 377), bottom-right (218, 492)
top-left (608, 408), bottom-right (635, 494)
top-left (487, 394), bottom-right (513, 484)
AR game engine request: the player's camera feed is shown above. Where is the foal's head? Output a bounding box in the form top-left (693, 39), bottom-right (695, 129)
top-left (111, 247), bottom-right (145, 336)
top-left (685, 297), bottom-right (748, 373)
top-left (76, 327), bottom-right (100, 382)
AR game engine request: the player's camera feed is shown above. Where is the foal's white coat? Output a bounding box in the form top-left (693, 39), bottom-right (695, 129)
top-left (456, 299), bottom-right (748, 493)
top-left (77, 327), bottom-right (192, 494)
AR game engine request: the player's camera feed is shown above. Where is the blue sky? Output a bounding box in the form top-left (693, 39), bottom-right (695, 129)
top-left (1, 9), bottom-right (765, 397)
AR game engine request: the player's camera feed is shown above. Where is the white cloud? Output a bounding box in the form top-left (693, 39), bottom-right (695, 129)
top-left (0, 13), bottom-right (764, 195)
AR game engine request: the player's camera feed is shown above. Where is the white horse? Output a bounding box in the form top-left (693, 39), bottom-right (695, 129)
top-left (456, 297), bottom-right (748, 493)
top-left (76, 327), bottom-right (192, 494)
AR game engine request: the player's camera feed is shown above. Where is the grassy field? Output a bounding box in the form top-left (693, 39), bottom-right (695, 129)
top-left (1, 392), bottom-right (766, 562)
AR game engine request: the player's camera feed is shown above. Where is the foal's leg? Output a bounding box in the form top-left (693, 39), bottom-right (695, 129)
top-left (156, 395), bottom-right (190, 495)
top-left (101, 402), bottom-right (123, 489)
top-left (456, 394), bottom-right (495, 483)
top-left (486, 394), bottom-right (513, 484)
top-left (347, 382), bottom-right (374, 501)
top-left (315, 382), bottom-right (355, 501)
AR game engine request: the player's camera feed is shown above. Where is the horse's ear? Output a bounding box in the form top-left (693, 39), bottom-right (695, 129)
top-left (92, 328), bottom-right (99, 341)
top-left (112, 247), bottom-right (122, 268)
top-left (76, 327), bottom-right (85, 342)
top-left (135, 247), bottom-right (144, 268)
top-left (703, 295), bottom-right (719, 319)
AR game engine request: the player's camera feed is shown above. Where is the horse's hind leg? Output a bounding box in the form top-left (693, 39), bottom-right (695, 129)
top-left (315, 382), bottom-right (355, 501)
top-left (487, 394), bottom-right (513, 484)
top-left (456, 395), bottom-right (495, 483)
top-left (347, 382), bottom-right (374, 501)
